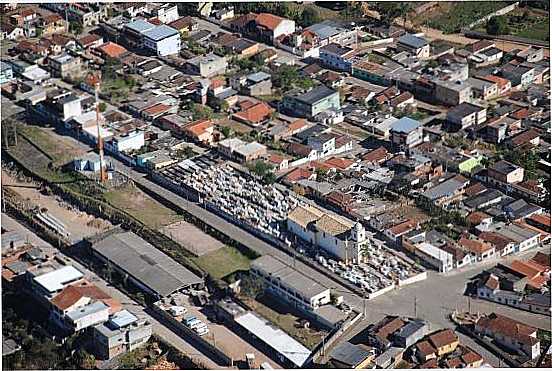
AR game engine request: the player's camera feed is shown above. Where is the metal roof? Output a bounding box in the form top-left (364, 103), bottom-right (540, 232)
top-left (125, 19), bottom-right (155, 34)
top-left (398, 34), bottom-right (428, 49)
top-left (108, 309), bottom-right (138, 329)
top-left (421, 176), bottom-right (467, 201)
top-left (66, 301), bottom-right (108, 321)
top-left (33, 265), bottom-right (84, 293)
top-left (390, 117), bottom-right (421, 134)
top-left (143, 25), bottom-right (179, 41)
top-left (247, 71), bottom-right (271, 83)
top-left (235, 312), bottom-right (311, 367)
top-left (90, 231), bottom-right (203, 297)
top-left (330, 342), bottom-right (372, 367)
top-left (293, 85), bottom-right (338, 105)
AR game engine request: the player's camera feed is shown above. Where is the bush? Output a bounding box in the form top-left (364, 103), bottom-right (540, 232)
top-left (486, 15), bottom-right (510, 35)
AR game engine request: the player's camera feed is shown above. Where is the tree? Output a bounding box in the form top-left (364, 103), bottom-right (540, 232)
top-left (240, 274), bottom-right (266, 298)
top-left (220, 126), bottom-right (232, 138)
top-left (486, 16), bottom-right (510, 35)
top-left (98, 102), bottom-right (107, 112)
top-left (69, 21), bottom-right (83, 35)
top-left (301, 7), bottom-right (321, 27)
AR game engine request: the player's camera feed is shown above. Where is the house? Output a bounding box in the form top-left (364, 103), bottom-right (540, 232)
top-left (487, 160), bottom-right (524, 187)
top-left (182, 119), bottom-right (214, 145)
top-left (421, 175), bottom-right (470, 206)
top-left (47, 53), bottom-right (82, 79)
top-left (397, 34), bottom-right (430, 59)
top-left (225, 38), bottom-right (260, 58)
top-left (145, 3), bottom-right (179, 24)
top-left (95, 41), bottom-right (128, 60)
top-left (475, 313), bottom-right (540, 359)
top-left (384, 219), bottom-right (417, 246)
top-left (217, 138), bottom-right (267, 163)
top-left (467, 77), bottom-right (498, 100)
top-left (142, 25), bottom-right (181, 56)
top-left (267, 154), bottom-right (289, 171)
top-left (319, 43), bottom-right (355, 72)
top-left (1, 21), bottom-right (24, 40)
top-left (38, 14), bottom-right (66, 36)
top-left (185, 53), bottom-right (227, 77)
top-left (330, 342), bottom-right (375, 369)
top-left (501, 63), bottom-right (535, 89)
top-left (230, 13), bottom-right (295, 44)
top-left (389, 117), bottom-right (423, 150)
top-left (415, 341), bottom-right (437, 363)
top-left (305, 20), bottom-right (358, 48)
top-left (491, 223), bottom-right (541, 253)
top-left (105, 131), bottom-right (145, 155)
top-left (434, 80), bottom-right (472, 106)
top-left (251, 255), bottom-right (331, 311)
top-left (458, 235), bottom-right (495, 261)
top-left (282, 85), bottom-right (340, 119)
top-left (286, 204), bottom-right (369, 262)
top-left (446, 102), bottom-right (487, 130)
top-left (232, 101), bottom-right (274, 127)
top-left (362, 147), bottom-right (391, 165)
top-left (428, 329), bottom-right (459, 356)
top-left (479, 75), bottom-right (511, 96)
top-left (231, 71), bottom-right (272, 97)
top-left (66, 3), bottom-right (109, 27)
top-left (92, 310), bottom-right (152, 360)
top-left (77, 33), bottom-right (104, 49)
top-left (507, 129), bottom-right (540, 149)
top-left (167, 16), bottom-right (198, 36)
top-left (0, 61), bottom-right (14, 84)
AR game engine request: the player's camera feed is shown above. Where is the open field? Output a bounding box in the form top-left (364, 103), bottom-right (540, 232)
top-left (414, 2), bottom-right (509, 34)
top-left (473, 7), bottom-right (549, 42)
top-left (193, 246), bottom-right (252, 280)
top-left (240, 294), bottom-right (326, 350)
top-left (161, 220), bottom-right (224, 256)
top-left (17, 125), bottom-right (87, 166)
top-left (103, 183), bottom-right (182, 229)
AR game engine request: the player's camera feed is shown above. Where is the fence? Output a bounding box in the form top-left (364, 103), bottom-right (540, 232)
top-left (464, 2), bottom-right (519, 29)
top-left (463, 30), bottom-right (549, 48)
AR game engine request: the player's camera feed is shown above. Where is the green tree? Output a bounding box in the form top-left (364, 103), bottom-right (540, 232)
top-left (240, 274), bottom-right (266, 298)
top-left (486, 16), bottom-right (510, 35)
top-left (301, 7), bottom-right (321, 27)
top-left (220, 126), bottom-right (232, 138)
top-left (69, 21), bottom-right (83, 35)
top-left (98, 102), bottom-right (107, 112)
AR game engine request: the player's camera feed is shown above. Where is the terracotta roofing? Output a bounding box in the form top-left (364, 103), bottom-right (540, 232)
top-left (529, 252), bottom-right (550, 269)
top-left (210, 78), bottom-right (225, 89)
top-left (19, 8), bottom-right (37, 18)
top-left (362, 146), bottom-right (389, 163)
top-left (467, 40), bottom-right (494, 53)
top-left (78, 33), bottom-right (102, 47)
top-left (184, 119), bottom-right (212, 137)
top-left (483, 274), bottom-right (499, 290)
top-left (458, 236), bottom-right (493, 254)
top-left (480, 75), bottom-right (510, 89)
top-left (287, 205), bottom-right (324, 228)
top-left (287, 118), bottom-right (308, 132)
top-left (428, 329), bottom-right (458, 349)
top-left (255, 13), bottom-right (285, 31)
top-left (326, 191), bottom-right (353, 206)
top-left (143, 103), bottom-right (171, 116)
top-left (323, 157), bottom-right (354, 171)
top-left (477, 313), bottom-right (538, 345)
top-left (467, 211), bottom-right (491, 226)
top-left (168, 16), bottom-right (196, 31)
top-left (461, 350), bottom-right (483, 365)
top-left (416, 340), bottom-right (437, 357)
top-left (478, 231), bottom-right (514, 251)
top-left (268, 154), bottom-right (286, 165)
top-left (50, 281), bottom-right (119, 312)
top-left (445, 357), bottom-right (463, 369)
top-left (283, 167), bottom-right (314, 183)
top-left (464, 182), bottom-right (487, 197)
top-left (420, 358), bottom-right (439, 368)
top-left (287, 142), bottom-right (314, 157)
top-left (388, 220), bottom-right (416, 237)
top-left (510, 260), bottom-right (543, 279)
top-left (233, 102), bottom-right (273, 124)
top-left (510, 129), bottom-right (540, 147)
top-left (97, 41), bottom-right (127, 59)
top-left (42, 13), bottom-right (62, 24)
top-left (375, 317), bottom-right (406, 341)
top-left (301, 63), bottom-right (324, 76)
top-left (314, 214), bottom-right (353, 237)
top-left (148, 17), bottom-right (162, 25)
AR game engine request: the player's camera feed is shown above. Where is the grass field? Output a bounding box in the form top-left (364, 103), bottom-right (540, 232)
top-left (17, 125), bottom-right (86, 166)
top-left (418, 2), bottom-right (509, 34)
top-left (193, 246), bottom-right (252, 280)
top-left (103, 184), bottom-right (182, 229)
top-left (240, 294), bottom-right (326, 349)
top-left (473, 7), bottom-right (549, 42)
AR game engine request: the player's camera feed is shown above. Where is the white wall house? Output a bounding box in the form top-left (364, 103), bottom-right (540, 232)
top-left (287, 204), bottom-right (369, 262)
top-left (105, 130), bottom-right (145, 154)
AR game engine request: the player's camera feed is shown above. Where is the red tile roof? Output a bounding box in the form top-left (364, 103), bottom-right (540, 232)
top-left (461, 350), bottom-right (483, 365)
top-left (388, 220), bottom-right (416, 237)
top-left (97, 41), bottom-right (127, 59)
top-left (480, 75), bottom-right (510, 89)
top-left (467, 211), bottom-right (490, 226)
top-left (323, 157), bottom-right (354, 171)
top-left (283, 167), bottom-right (314, 183)
top-left (255, 13), bottom-right (284, 31)
top-left (459, 236), bottom-right (493, 254)
top-left (478, 231), bottom-right (514, 252)
top-left (233, 102), bottom-right (273, 124)
top-left (184, 119), bottom-right (213, 137)
top-left (143, 103), bottom-right (171, 116)
top-left (50, 281), bottom-right (121, 314)
top-left (287, 118), bottom-right (308, 132)
top-left (429, 329), bottom-right (458, 349)
top-left (477, 313), bottom-right (538, 345)
top-left (527, 213), bottom-right (551, 228)
top-left (416, 340), bottom-right (437, 357)
top-left (529, 252), bottom-right (550, 270)
top-left (362, 146), bottom-right (389, 163)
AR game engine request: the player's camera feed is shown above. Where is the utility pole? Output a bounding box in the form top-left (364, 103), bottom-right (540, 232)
top-left (87, 73), bottom-right (108, 183)
top-left (414, 295), bottom-right (417, 318)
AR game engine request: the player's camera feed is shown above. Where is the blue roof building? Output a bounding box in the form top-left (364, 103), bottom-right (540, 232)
top-left (390, 117), bottom-right (424, 150)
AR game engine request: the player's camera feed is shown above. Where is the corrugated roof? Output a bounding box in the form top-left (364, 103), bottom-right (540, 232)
top-left (143, 25), bottom-right (179, 41)
top-left (390, 117), bottom-right (421, 134)
top-left (33, 266), bottom-right (84, 293)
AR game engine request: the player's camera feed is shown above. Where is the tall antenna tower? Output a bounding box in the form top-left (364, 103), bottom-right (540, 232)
top-left (87, 73), bottom-right (108, 183)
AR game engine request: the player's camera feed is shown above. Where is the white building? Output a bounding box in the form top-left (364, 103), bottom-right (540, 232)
top-left (142, 25), bottom-right (181, 56)
top-left (30, 265), bottom-right (84, 298)
top-left (105, 130), bottom-right (145, 154)
top-left (414, 242), bottom-right (454, 273)
top-left (287, 204), bottom-right (369, 262)
top-left (250, 255), bottom-right (331, 311)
